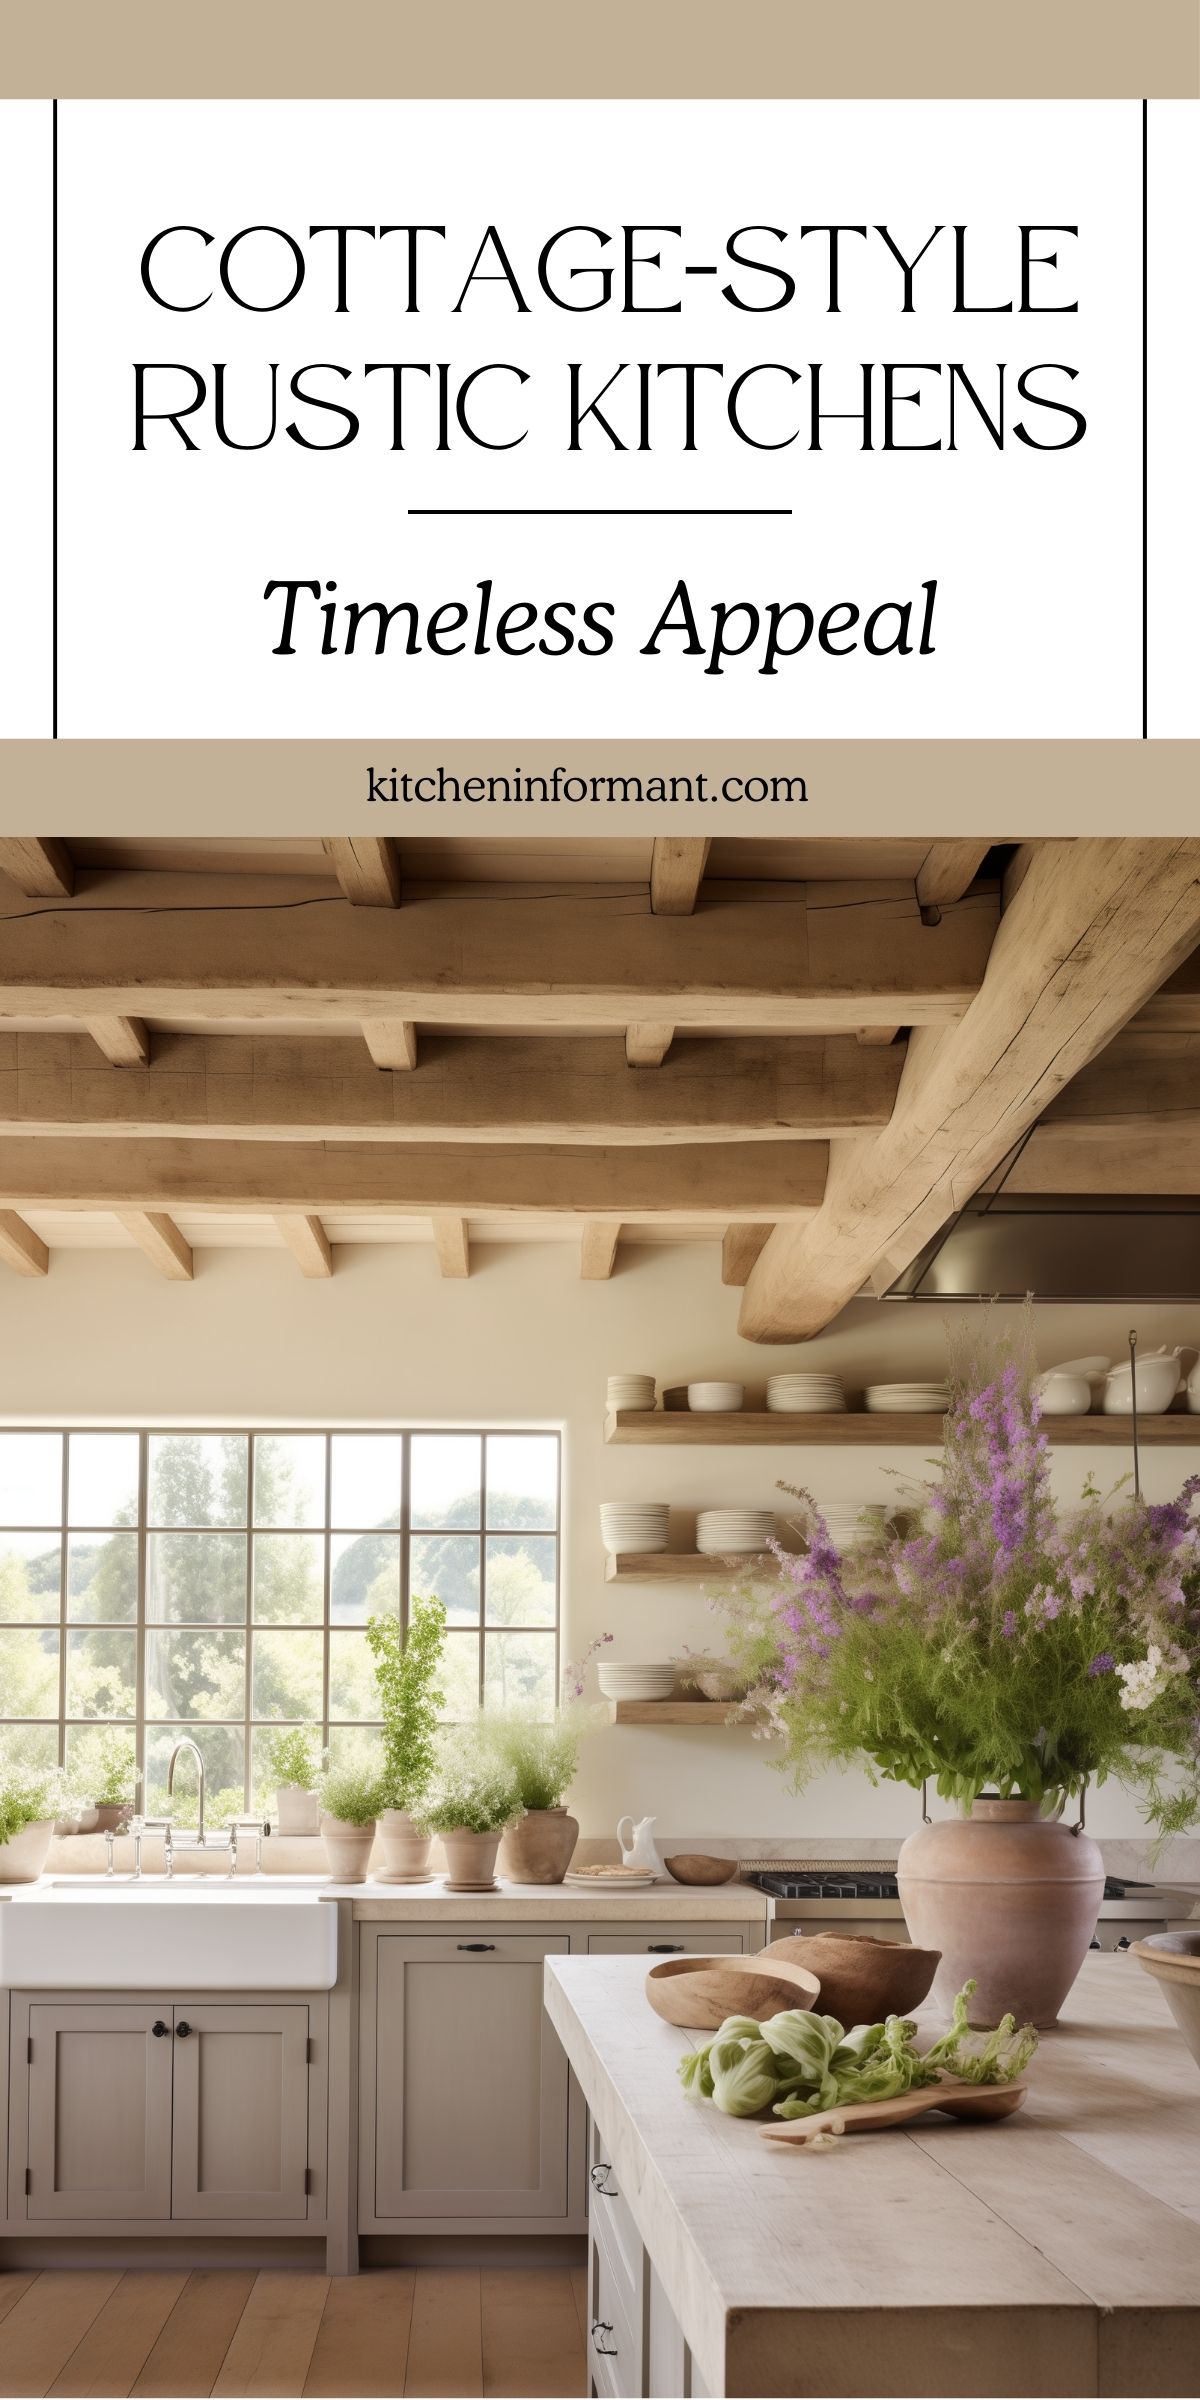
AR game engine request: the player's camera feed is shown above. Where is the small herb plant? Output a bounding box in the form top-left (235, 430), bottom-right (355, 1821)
top-left (265, 1727), bottom-right (322, 1792)
top-left (75, 1725), bottom-right (140, 1807)
top-left (320, 1760), bottom-right (386, 1828)
top-left (367, 1592), bottom-right (447, 1816)
top-left (0, 1756), bottom-right (67, 1847)
top-left (424, 1738), bottom-right (521, 1836)
top-left (482, 1707), bottom-right (584, 1810)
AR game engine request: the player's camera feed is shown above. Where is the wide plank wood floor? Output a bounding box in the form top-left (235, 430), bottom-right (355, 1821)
top-left (0, 2267), bottom-right (586, 2399)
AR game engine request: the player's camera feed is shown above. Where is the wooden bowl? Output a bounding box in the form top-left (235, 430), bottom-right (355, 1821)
top-left (758, 1933), bottom-right (939, 2024)
top-left (1134, 1933), bottom-right (1200, 2076)
top-left (663, 1853), bottom-right (739, 1886)
top-left (646, 1952), bottom-right (821, 2031)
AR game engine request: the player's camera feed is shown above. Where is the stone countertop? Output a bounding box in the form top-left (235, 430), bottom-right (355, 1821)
top-left (348, 1876), bottom-right (768, 1921)
top-left (545, 1950), bottom-right (1200, 2399)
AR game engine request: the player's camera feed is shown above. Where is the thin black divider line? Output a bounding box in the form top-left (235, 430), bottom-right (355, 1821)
top-left (407, 506), bottom-right (792, 517)
top-left (51, 96), bottom-right (58, 740)
top-left (1141, 95), bottom-right (1148, 741)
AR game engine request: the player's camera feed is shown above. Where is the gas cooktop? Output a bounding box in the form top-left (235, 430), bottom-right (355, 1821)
top-left (746, 1869), bottom-right (1154, 1904)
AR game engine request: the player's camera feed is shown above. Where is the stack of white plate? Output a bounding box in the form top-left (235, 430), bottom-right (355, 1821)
top-left (696, 1507), bottom-right (776, 1555)
top-left (818, 1502), bottom-right (890, 1545)
top-left (767, 1373), bottom-right (846, 1413)
top-left (565, 1866), bottom-right (658, 1889)
top-left (597, 1660), bottom-right (676, 1701)
top-left (687, 1381), bottom-right (744, 1411)
top-left (864, 1383), bottom-right (951, 1414)
top-left (607, 1374), bottom-right (656, 1411)
top-left (599, 1501), bottom-right (670, 1556)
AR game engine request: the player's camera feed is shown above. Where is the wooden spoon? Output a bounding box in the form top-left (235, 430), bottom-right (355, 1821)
top-left (759, 2079), bottom-right (1027, 2146)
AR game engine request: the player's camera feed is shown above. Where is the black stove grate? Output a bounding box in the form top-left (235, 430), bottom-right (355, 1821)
top-left (746, 1870), bottom-right (1151, 1903)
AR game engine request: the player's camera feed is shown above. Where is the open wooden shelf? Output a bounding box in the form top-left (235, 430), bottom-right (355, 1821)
top-left (603, 1699), bottom-right (746, 1724)
top-left (605, 1409), bottom-right (1200, 1448)
top-left (604, 1549), bottom-right (771, 1582)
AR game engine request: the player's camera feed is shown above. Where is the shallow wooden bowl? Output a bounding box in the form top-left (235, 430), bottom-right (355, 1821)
top-left (664, 1853), bottom-right (739, 1886)
top-left (646, 1952), bottom-right (821, 2031)
top-left (758, 1933), bottom-right (939, 2024)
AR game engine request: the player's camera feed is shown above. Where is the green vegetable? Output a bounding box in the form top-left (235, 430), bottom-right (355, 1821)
top-left (677, 1985), bottom-right (1038, 2121)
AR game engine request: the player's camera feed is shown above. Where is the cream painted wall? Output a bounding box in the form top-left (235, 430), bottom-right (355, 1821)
top-left (2, 1242), bottom-right (1198, 1841)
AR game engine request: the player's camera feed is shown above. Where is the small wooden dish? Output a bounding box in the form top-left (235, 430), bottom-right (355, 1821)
top-left (664, 1854), bottom-right (739, 1886)
top-left (646, 1952), bottom-right (821, 2030)
top-left (760, 2079), bottom-right (1027, 2146)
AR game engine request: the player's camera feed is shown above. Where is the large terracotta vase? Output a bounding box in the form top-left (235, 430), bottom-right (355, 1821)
top-left (498, 1807), bottom-right (578, 1884)
top-left (897, 1796), bottom-right (1104, 2028)
top-left (320, 1813), bottom-right (377, 1882)
top-left (440, 1827), bottom-right (504, 1887)
top-left (377, 1808), bottom-right (434, 1882)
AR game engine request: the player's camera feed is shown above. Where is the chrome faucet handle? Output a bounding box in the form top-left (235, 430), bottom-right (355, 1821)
top-left (129, 1816), bottom-right (144, 1880)
top-left (104, 1828), bottom-right (116, 1877)
top-left (226, 1823), bottom-right (238, 1878)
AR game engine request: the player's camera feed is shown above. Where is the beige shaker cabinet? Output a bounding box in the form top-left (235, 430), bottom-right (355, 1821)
top-left (170, 2002), bottom-right (312, 2221)
top-left (25, 2001), bottom-right (174, 2223)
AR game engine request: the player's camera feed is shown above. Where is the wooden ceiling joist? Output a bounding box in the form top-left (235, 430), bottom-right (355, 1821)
top-left (323, 838), bottom-right (401, 907)
top-left (0, 1030), bottom-right (903, 1147)
top-left (86, 1015), bottom-right (151, 1067)
top-left (0, 877), bottom-right (998, 1034)
top-left (0, 837), bottom-right (74, 900)
top-left (721, 1223), bottom-right (773, 1286)
top-left (361, 1020), bottom-right (418, 1070)
top-left (1039, 1028), bottom-right (1200, 1133)
top-left (625, 1022), bottom-right (675, 1068)
top-left (739, 839), bottom-right (1200, 1340)
top-left (0, 1136), bottom-right (828, 1221)
top-left (433, 1215), bottom-right (470, 1278)
top-left (915, 840), bottom-right (992, 915)
top-left (650, 838), bottom-right (711, 916)
top-left (0, 1208), bottom-right (48, 1276)
top-left (581, 1220), bottom-right (621, 1279)
top-left (118, 1210), bottom-right (194, 1282)
top-left (275, 1213), bottom-right (333, 1278)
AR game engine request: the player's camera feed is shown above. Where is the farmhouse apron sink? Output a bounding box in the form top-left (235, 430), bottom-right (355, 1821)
top-left (0, 1878), bottom-right (339, 1989)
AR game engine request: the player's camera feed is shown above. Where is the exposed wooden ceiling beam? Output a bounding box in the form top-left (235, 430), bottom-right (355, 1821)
top-left (721, 1224), bottom-right (773, 1286)
top-left (856, 1027), bottom-right (900, 1047)
top-left (0, 1136), bottom-right (828, 1221)
top-left (1039, 1029), bottom-right (1200, 1132)
top-left (581, 1220), bottom-right (621, 1280)
top-left (915, 840), bottom-right (992, 915)
top-left (650, 838), bottom-right (711, 916)
top-left (433, 1216), bottom-right (470, 1277)
top-left (1003, 1125), bottom-right (1200, 1194)
top-left (118, 1210), bottom-right (194, 1282)
top-left (323, 838), bottom-right (401, 907)
top-left (361, 1020), bottom-right (418, 1070)
top-left (0, 837), bottom-right (74, 899)
top-left (0, 1208), bottom-right (48, 1276)
top-left (0, 878), bottom-right (998, 1033)
top-left (740, 840), bottom-right (1200, 1340)
top-left (85, 1015), bottom-right (151, 1067)
top-left (1133, 952), bottom-right (1200, 1032)
top-left (625, 1023), bottom-right (675, 1068)
top-left (275, 1212), bottom-right (333, 1277)
top-left (0, 1030), bottom-right (903, 1147)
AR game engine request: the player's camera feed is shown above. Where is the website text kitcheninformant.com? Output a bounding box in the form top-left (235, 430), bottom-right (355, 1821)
top-left (364, 765), bottom-right (807, 807)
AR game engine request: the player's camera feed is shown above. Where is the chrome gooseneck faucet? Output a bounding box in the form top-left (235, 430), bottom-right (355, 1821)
top-left (164, 1737), bottom-right (207, 1875)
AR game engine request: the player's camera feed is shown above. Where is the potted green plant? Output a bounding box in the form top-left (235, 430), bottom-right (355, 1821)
top-left (265, 1726), bottom-right (322, 1835)
top-left (366, 1592), bottom-right (447, 1881)
top-left (0, 1756), bottom-right (67, 1883)
top-left (711, 1310), bottom-right (1200, 2029)
top-left (319, 1758), bottom-right (386, 1883)
top-left (424, 1738), bottom-right (522, 1889)
top-left (488, 1710), bottom-right (585, 1883)
top-left (74, 1725), bottom-right (140, 1834)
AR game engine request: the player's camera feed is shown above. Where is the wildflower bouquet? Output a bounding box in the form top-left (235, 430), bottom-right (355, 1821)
top-left (713, 1315), bottom-right (1200, 1835)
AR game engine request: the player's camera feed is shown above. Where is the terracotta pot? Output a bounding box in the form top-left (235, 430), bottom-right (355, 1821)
top-left (276, 1784), bottom-right (321, 1836)
top-left (439, 1827), bottom-right (504, 1887)
top-left (760, 1932), bottom-right (940, 2024)
top-left (320, 1813), bottom-right (377, 1883)
top-left (0, 1818), bottom-right (54, 1883)
top-left (377, 1808), bottom-right (434, 1881)
top-left (897, 1796), bottom-right (1104, 2028)
top-left (497, 1807), bottom-right (578, 1884)
top-left (1134, 1933), bottom-right (1200, 2078)
top-left (91, 1802), bottom-right (134, 1835)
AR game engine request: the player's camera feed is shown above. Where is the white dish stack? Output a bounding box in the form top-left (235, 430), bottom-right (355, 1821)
top-left (767, 1373), bottom-right (846, 1413)
top-left (864, 1383), bottom-right (951, 1414)
top-left (607, 1374), bottom-right (656, 1412)
top-left (596, 1661), bottom-right (676, 1702)
top-left (687, 1381), bottom-right (745, 1411)
top-left (599, 1501), bottom-right (670, 1556)
top-left (696, 1507), bottom-right (776, 1556)
top-left (816, 1501), bottom-right (890, 1547)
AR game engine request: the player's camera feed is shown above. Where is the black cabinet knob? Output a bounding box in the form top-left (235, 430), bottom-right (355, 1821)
top-left (457, 1942), bottom-right (496, 1952)
top-left (647, 1943), bottom-right (684, 1953)
top-left (176, 2019), bottom-right (192, 2037)
top-left (151, 2020), bottom-right (169, 2038)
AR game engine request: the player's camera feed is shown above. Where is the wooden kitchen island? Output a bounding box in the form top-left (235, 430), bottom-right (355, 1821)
top-left (544, 1951), bottom-right (1200, 2399)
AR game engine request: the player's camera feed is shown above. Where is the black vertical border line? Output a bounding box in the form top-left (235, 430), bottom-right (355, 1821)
top-left (1142, 96), bottom-right (1148, 741)
top-left (51, 96), bottom-right (58, 740)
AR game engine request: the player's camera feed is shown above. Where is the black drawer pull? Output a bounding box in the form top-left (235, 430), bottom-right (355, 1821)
top-left (175, 2020), bottom-right (192, 2038)
top-left (647, 1942), bottom-right (684, 1953)
top-left (151, 2020), bottom-right (169, 2039)
top-left (590, 2162), bottom-right (618, 2196)
top-left (457, 1942), bottom-right (496, 1952)
top-left (591, 2321), bottom-right (618, 2358)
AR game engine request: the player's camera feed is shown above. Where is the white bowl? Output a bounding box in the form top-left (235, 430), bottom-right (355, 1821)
top-left (687, 1382), bottom-right (745, 1411)
top-left (1103, 1356), bottom-right (1181, 1415)
top-left (1037, 1373), bottom-right (1091, 1416)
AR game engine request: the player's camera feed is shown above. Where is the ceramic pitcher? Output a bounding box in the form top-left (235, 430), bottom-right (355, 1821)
top-left (617, 1814), bottom-right (664, 1876)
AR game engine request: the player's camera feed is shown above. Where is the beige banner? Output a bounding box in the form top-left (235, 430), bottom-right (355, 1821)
top-left (6, 1), bottom-right (1198, 99)
top-left (1, 739), bottom-right (1194, 839)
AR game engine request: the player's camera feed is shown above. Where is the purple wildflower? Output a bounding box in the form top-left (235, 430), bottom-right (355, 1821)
top-left (1001, 1610), bottom-right (1017, 1638)
top-left (1087, 1653), bottom-right (1115, 1677)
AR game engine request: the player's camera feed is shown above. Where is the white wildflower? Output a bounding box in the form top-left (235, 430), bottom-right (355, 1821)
top-left (1116, 1643), bottom-right (1186, 1712)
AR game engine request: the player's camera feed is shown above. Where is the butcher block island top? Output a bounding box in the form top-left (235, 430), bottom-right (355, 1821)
top-left (545, 1951), bottom-right (1200, 2399)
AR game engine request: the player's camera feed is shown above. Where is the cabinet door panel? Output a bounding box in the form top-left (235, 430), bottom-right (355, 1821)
top-left (370, 1934), bottom-right (569, 2222)
top-left (171, 2004), bottom-right (310, 2221)
top-left (26, 2004), bottom-right (173, 2221)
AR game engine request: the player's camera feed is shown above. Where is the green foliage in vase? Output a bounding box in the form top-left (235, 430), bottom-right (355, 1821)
top-left (709, 1308), bottom-right (1200, 1835)
top-left (479, 1706), bottom-right (585, 1810)
top-left (424, 1733), bottom-right (522, 1835)
top-left (367, 1592), bottom-right (447, 1814)
top-left (73, 1723), bottom-right (139, 1805)
top-left (320, 1759), bottom-right (386, 1827)
top-left (265, 1726), bottom-right (322, 1791)
top-left (0, 1743), bottom-right (68, 1846)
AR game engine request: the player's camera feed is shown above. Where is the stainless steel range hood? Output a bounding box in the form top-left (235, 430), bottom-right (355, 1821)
top-left (883, 1194), bottom-right (1200, 1304)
